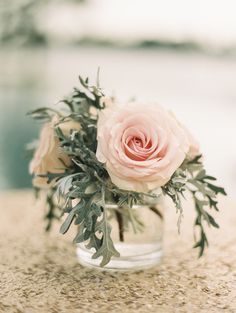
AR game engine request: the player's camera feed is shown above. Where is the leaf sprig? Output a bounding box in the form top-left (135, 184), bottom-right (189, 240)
top-left (29, 74), bottom-right (226, 266)
top-left (34, 75), bottom-right (157, 266)
top-left (163, 155), bottom-right (226, 257)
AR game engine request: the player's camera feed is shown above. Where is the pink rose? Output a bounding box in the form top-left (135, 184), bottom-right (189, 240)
top-left (29, 116), bottom-right (80, 188)
top-left (169, 111), bottom-right (200, 159)
top-left (96, 102), bottom-right (191, 192)
top-left (183, 126), bottom-right (200, 159)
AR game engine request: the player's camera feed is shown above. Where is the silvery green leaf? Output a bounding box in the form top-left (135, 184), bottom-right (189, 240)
top-left (60, 207), bottom-right (77, 235)
top-left (92, 209), bottom-right (120, 267)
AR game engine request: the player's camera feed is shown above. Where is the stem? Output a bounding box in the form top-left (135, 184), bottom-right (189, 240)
top-left (115, 210), bottom-right (124, 242)
top-left (45, 188), bottom-right (59, 231)
top-left (127, 207), bottom-right (138, 234)
top-left (149, 206), bottom-right (163, 220)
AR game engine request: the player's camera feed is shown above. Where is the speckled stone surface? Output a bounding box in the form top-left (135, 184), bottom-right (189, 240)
top-left (0, 190), bottom-right (235, 313)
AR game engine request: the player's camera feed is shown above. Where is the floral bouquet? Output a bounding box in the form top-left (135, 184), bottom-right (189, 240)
top-left (28, 73), bottom-right (226, 270)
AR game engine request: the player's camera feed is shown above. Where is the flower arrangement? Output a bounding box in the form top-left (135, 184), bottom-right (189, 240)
top-left (28, 73), bottom-right (226, 268)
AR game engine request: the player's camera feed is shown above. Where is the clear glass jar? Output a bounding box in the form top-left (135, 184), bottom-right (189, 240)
top-left (76, 198), bottom-right (164, 271)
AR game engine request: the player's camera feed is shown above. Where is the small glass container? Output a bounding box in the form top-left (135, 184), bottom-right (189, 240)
top-left (76, 198), bottom-right (164, 271)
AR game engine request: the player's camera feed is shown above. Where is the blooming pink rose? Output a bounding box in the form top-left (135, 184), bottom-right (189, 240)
top-left (29, 116), bottom-right (81, 188)
top-left (96, 102), bottom-right (191, 192)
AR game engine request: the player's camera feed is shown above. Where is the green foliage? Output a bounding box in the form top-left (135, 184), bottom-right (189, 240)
top-left (30, 74), bottom-right (226, 266)
top-left (163, 155), bottom-right (226, 257)
top-left (27, 107), bottom-right (61, 122)
top-left (162, 168), bottom-right (187, 231)
top-left (35, 187), bottom-right (62, 232)
top-left (30, 75), bottom-right (158, 266)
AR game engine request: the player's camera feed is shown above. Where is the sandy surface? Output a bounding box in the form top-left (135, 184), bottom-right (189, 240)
top-left (0, 190), bottom-right (236, 313)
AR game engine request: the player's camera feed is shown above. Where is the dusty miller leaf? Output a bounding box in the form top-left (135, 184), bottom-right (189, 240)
top-left (92, 208), bottom-right (120, 267)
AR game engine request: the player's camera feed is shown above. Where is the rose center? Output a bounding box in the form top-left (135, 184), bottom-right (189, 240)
top-left (124, 132), bottom-right (155, 161)
top-left (133, 137), bottom-right (142, 147)
top-left (127, 136), bottom-right (152, 152)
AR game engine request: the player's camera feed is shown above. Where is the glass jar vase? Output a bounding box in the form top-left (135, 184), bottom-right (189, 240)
top-left (76, 198), bottom-right (164, 271)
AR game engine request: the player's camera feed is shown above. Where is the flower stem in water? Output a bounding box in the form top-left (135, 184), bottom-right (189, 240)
top-left (115, 210), bottom-right (124, 242)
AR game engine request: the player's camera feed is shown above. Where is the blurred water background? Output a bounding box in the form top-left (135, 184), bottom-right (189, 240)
top-left (0, 0), bottom-right (236, 197)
